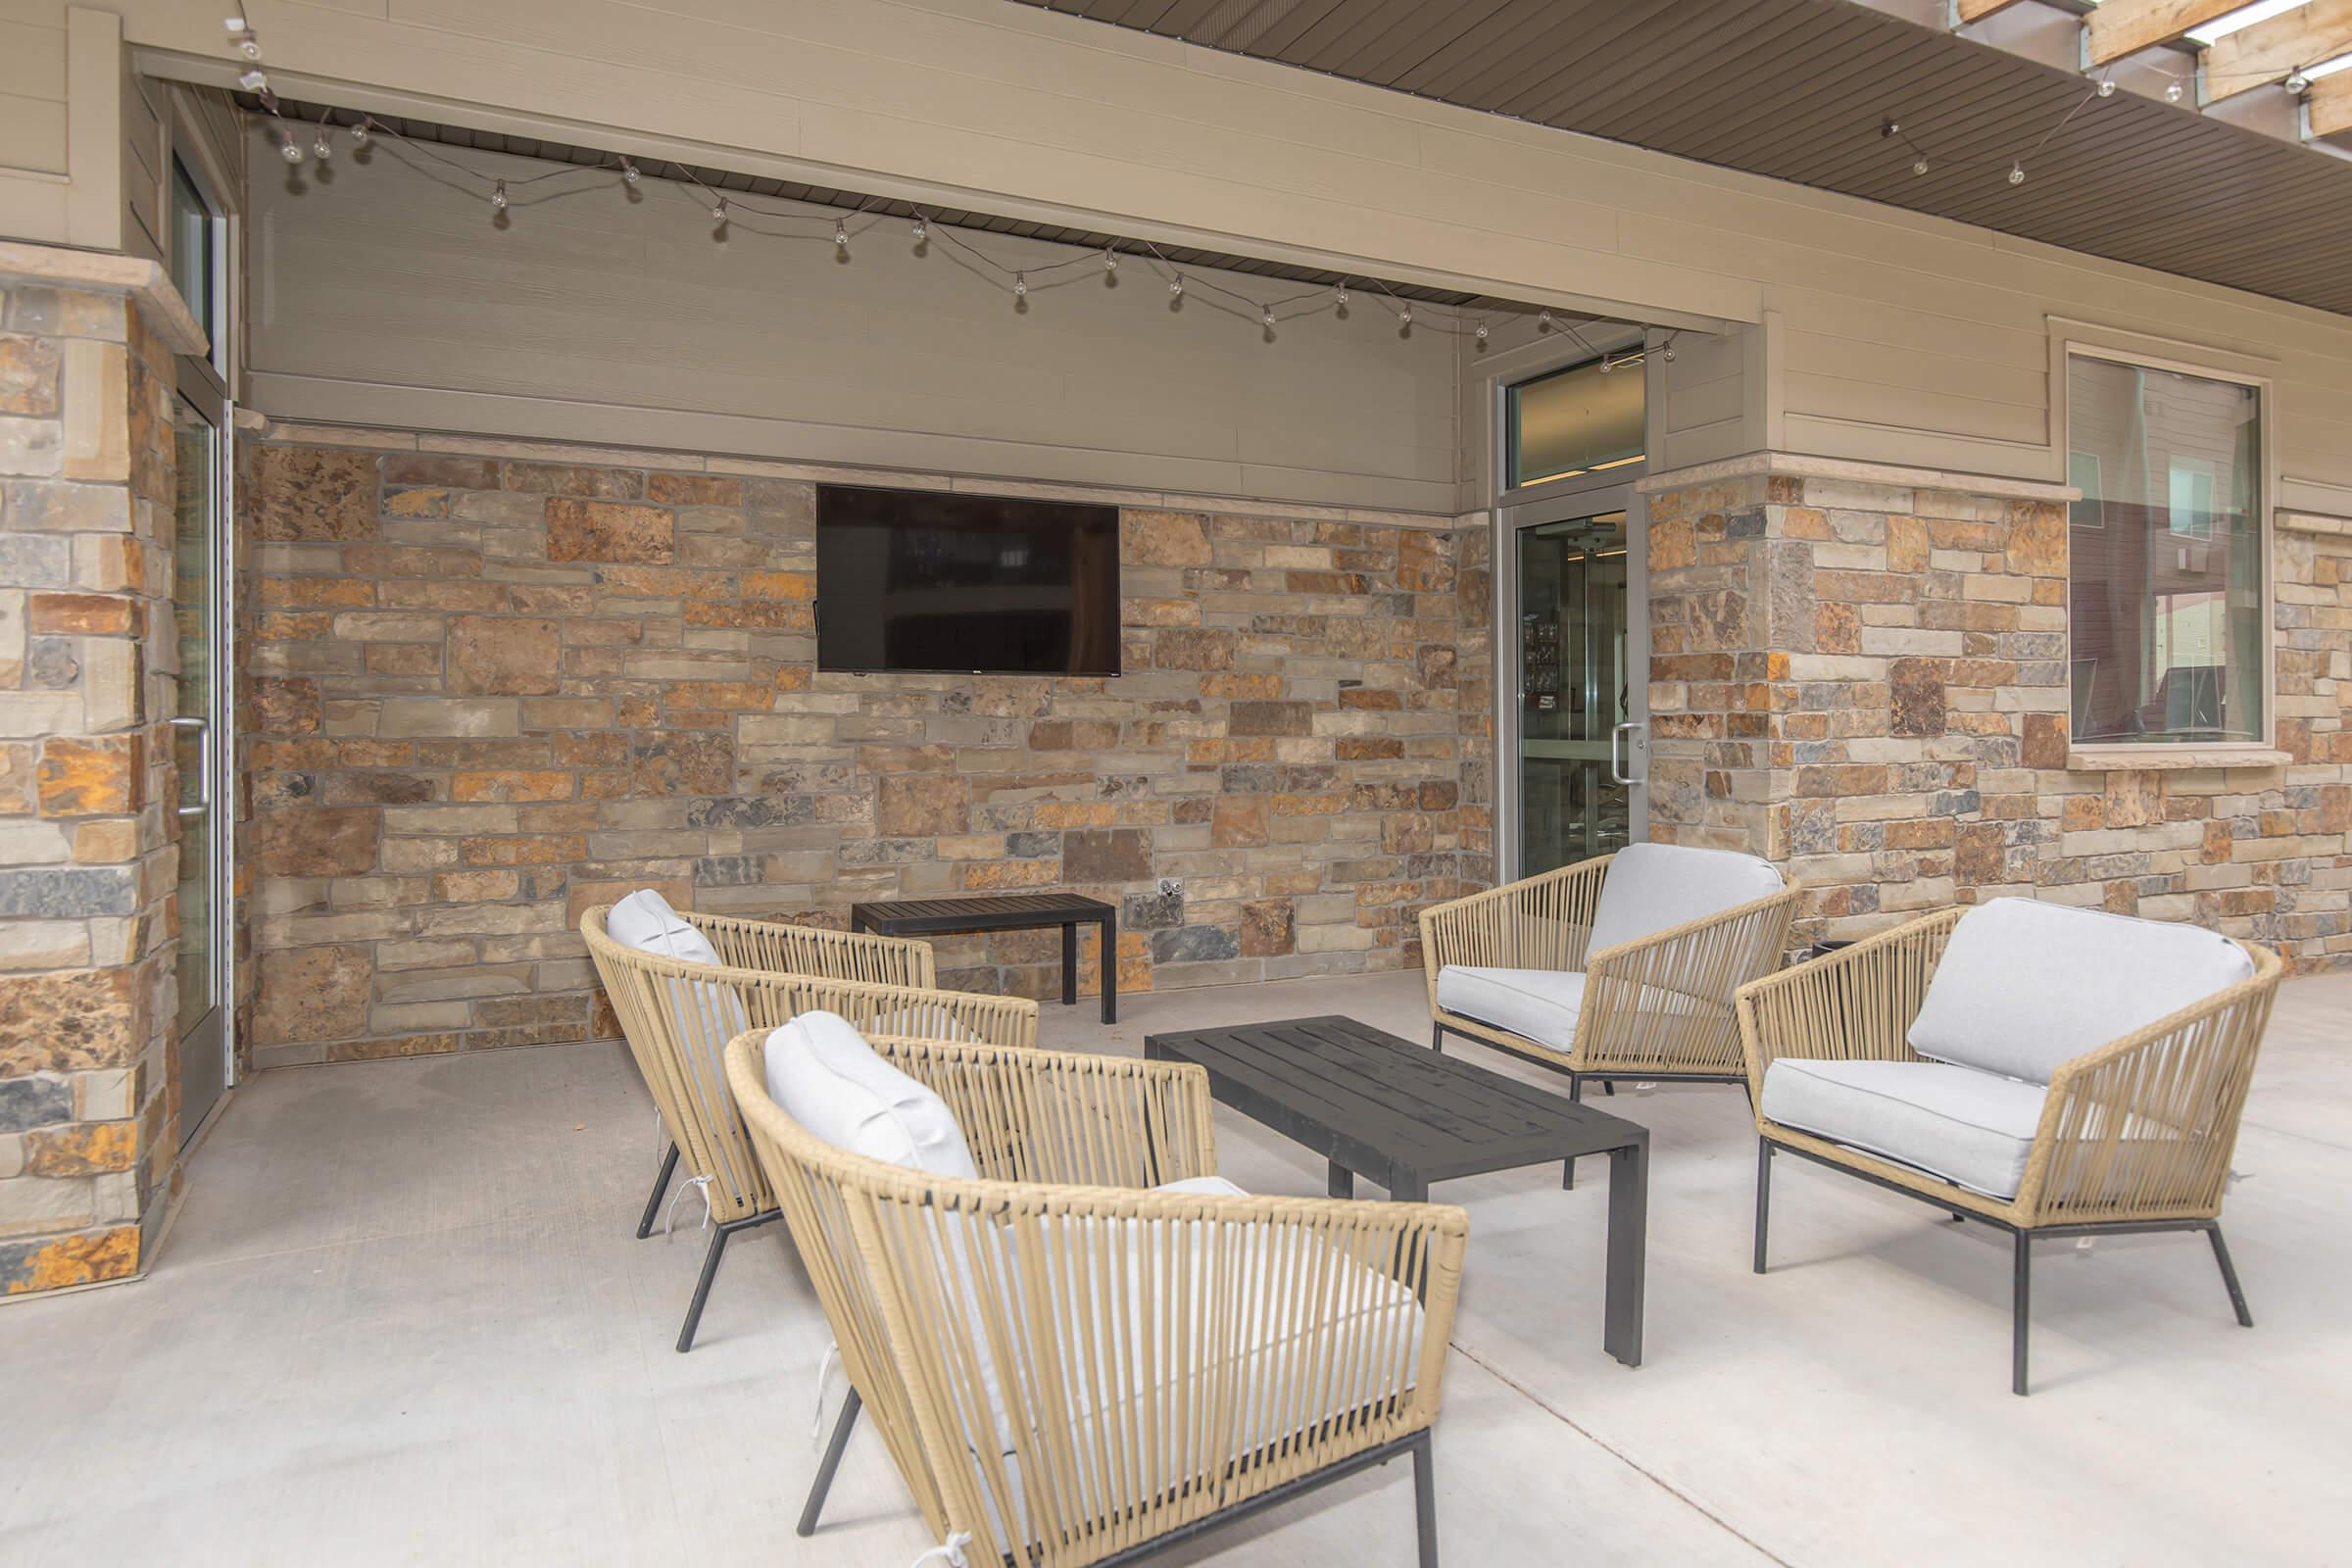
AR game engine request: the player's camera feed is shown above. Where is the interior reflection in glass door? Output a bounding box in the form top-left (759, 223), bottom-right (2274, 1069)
top-left (1518, 511), bottom-right (1633, 875)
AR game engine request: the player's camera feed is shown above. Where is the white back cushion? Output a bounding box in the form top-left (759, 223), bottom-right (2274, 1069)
top-left (763, 1010), bottom-right (979, 1179)
top-left (607, 887), bottom-right (717, 963)
top-left (1588, 843), bottom-right (1786, 954)
top-left (1908, 899), bottom-right (2254, 1084)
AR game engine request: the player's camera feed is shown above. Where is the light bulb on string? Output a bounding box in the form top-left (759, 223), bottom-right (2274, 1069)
top-left (1474, 322), bottom-right (1489, 344)
top-left (2285, 67), bottom-right (2311, 93)
top-left (275, 126), bottom-right (303, 165)
top-left (1102, 247), bottom-right (1117, 273)
top-left (1599, 356), bottom-right (1614, 374)
top-left (2166, 78), bottom-right (2184, 102)
top-left (312, 125), bottom-right (332, 161)
top-left (350, 120), bottom-right (369, 146)
top-left (2097, 77), bottom-right (2116, 97)
top-left (710, 196), bottom-right (728, 223)
top-left (1335, 283), bottom-right (1349, 305)
top-left (619, 157), bottom-right (638, 185)
top-left (237, 29), bottom-right (261, 59)
top-left (1014, 272), bottom-right (1028, 298)
top-left (1537, 308), bottom-right (1552, 331)
top-left (1168, 273), bottom-right (1184, 298)
top-left (1912, 157), bottom-right (1929, 175)
top-left (2007, 161), bottom-right (2026, 186)
top-left (490, 179), bottom-right (509, 212)
top-left (1397, 306), bottom-right (1412, 326)
top-left (1661, 341), bottom-right (1677, 363)
top-left (833, 218), bottom-right (849, 249)
top-left (1260, 305), bottom-right (1275, 328)
top-left (910, 215), bottom-right (927, 242)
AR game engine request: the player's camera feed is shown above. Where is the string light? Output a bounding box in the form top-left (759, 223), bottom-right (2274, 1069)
top-left (2008, 160), bottom-right (2026, 185)
top-left (910, 214), bottom-right (926, 242)
top-left (490, 179), bottom-right (509, 211)
top-left (350, 120), bottom-right (368, 146)
top-left (1102, 247), bottom-right (1117, 273)
top-left (1168, 273), bottom-right (1184, 298)
top-left (619, 156), bottom-right (638, 184)
top-left (833, 217), bottom-right (849, 249)
top-left (274, 125), bottom-right (303, 165)
top-left (312, 123), bottom-right (333, 162)
top-left (1335, 283), bottom-right (1349, 305)
top-left (710, 196), bottom-right (728, 222)
top-left (1474, 321), bottom-right (1489, 343)
top-left (1013, 271), bottom-right (1028, 297)
top-left (1397, 305), bottom-right (1412, 326)
top-left (2284, 67), bottom-right (2312, 93)
top-left (1883, 77), bottom-right (2105, 191)
top-left (2167, 78), bottom-right (2185, 102)
top-left (1260, 305), bottom-right (1275, 328)
top-left (1912, 157), bottom-right (1930, 175)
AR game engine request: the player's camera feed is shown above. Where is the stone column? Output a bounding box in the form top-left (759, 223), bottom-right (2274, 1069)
top-left (0, 244), bottom-right (206, 1296)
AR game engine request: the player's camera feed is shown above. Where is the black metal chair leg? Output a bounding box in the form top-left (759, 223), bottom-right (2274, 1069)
top-left (797, 1388), bottom-right (862, 1537)
top-left (677, 1222), bottom-right (734, 1353)
top-left (636, 1142), bottom-right (679, 1240)
top-left (1601, 1080), bottom-right (1615, 1097)
top-left (2012, 1230), bottom-right (2033, 1396)
top-left (2208, 1225), bottom-right (2254, 1327)
top-left (1411, 1432), bottom-right (1439, 1568)
top-left (1430, 1022), bottom-right (1444, 1053)
top-left (1562, 1075), bottom-right (1581, 1190)
top-left (1752, 1139), bottom-right (1772, 1274)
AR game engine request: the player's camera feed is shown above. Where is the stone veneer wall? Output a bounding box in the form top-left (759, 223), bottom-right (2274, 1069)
top-left (1, 258), bottom-right (203, 1295)
top-left (240, 427), bottom-right (1485, 1067)
top-left (1643, 463), bottom-right (2352, 967)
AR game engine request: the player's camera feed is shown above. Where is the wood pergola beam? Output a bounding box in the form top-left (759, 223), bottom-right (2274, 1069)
top-left (2310, 70), bottom-right (2352, 137)
top-left (1954, 0), bottom-right (2034, 20)
top-left (2083, 0), bottom-right (2246, 66)
top-left (2204, 0), bottom-right (2352, 102)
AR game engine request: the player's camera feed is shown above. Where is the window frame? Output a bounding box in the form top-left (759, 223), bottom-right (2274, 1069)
top-left (2057, 337), bottom-right (2277, 762)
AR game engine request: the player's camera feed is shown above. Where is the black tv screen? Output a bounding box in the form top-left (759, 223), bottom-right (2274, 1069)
top-left (814, 484), bottom-right (1121, 676)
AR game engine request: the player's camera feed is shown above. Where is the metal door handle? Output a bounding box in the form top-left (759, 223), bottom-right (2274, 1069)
top-left (1610, 721), bottom-right (1645, 786)
top-left (171, 715), bottom-right (211, 816)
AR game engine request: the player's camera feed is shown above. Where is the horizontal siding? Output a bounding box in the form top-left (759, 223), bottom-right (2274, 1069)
top-left (249, 137), bottom-right (1461, 512)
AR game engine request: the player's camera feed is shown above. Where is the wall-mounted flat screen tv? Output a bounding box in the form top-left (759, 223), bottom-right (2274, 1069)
top-left (814, 484), bottom-right (1122, 676)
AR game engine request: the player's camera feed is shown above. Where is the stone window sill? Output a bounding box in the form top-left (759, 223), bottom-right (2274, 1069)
top-left (2067, 747), bottom-right (2293, 772)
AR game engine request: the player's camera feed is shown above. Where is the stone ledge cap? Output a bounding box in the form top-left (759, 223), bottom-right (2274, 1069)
top-left (0, 240), bottom-right (207, 357)
top-left (2067, 747), bottom-right (2293, 772)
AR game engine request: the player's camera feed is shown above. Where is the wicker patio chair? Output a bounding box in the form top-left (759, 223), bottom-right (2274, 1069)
top-left (583, 896), bottom-right (1039, 1351)
top-left (727, 1016), bottom-right (1468, 1568)
top-left (1421, 844), bottom-right (1798, 1173)
top-left (1737, 898), bottom-right (2282, 1395)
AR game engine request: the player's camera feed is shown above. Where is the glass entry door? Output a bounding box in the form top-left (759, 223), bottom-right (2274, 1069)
top-left (1507, 492), bottom-right (1645, 877)
top-left (172, 386), bottom-right (229, 1144)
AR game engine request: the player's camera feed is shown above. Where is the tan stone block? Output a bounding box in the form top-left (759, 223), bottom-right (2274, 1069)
top-left (58, 340), bottom-right (126, 481)
top-left (2103, 770), bottom-right (2166, 829)
top-left (452, 770), bottom-right (574, 804)
top-left (328, 1033), bottom-right (463, 1063)
top-left (442, 615), bottom-right (560, 697)
top-left (0, 920), bottom-right (90, 971)
top-left (1121, 511), bottom-right (1212, 566)
top-left (877, 774), bottom-right (969, 837)
top-left (0, 331), bottom-right (62, 415)
top-left (1210, 797), bottom-right (1269, 848)
top-left (0, 414), bottom-right (63, 477)
top-left (0, 966), bottom-right (138, 1075)
top-left (1241, 898), bottom-right (1296, 957)
top-left (961, 858), bottom-right (1060, 890)
top-left (647, 472), bottom-right (743, 506)
top-left (2022, 711), bottom-right (2068, 769)
top-left (253, 943), bottom-right (371, 1046)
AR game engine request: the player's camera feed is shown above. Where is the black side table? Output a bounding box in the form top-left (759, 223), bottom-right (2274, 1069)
top-left (850, 894), bottom-right (1118, 1023)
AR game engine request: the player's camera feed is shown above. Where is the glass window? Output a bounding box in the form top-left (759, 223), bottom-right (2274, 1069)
top-left (2067, 355), bottom-right (2264, 747)
top-left (1506, 358), bottom-right (1643, 489)
top-left (169, 158), bottom-right (219, 360)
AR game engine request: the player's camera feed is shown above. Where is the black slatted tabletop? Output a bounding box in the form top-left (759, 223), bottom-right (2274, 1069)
top-left (1146, 1013), bottom-right (1649, 1365)
top-left (853, 894), bottom-right (1118, 1022)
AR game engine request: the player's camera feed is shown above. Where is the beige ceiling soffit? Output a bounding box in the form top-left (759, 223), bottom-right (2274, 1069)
top-left (2312, 70), bottom-right (2352, 135)
top-left (2203, 0), bottom-right (2352, 102)
top-left (1632, 450), bottom-right (2079, 503)
top-left (0, 239), bottom-right (207, 355)
top-left (2084, 0), bottom-right (2246, 65)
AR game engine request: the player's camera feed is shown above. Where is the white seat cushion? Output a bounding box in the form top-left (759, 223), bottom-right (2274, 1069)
top-left (763, 1011), bottom-right (979, 1180)
top-left (1436, 965), bottom-right (1587, 1048)
top-left (1760, 1057), bottom-right (2049, 1199)
top-left (607, 887), bottom-right (719, 962)
top-left (1588, 842), bottom-right (1785, 955)
top-left (1908, 898), bottom-right (2255, 1085)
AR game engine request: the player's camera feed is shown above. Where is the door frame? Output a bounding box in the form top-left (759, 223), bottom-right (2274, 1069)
top-left (1494, 471), bottom-right (1649, 883)
top-left (172, 355), bottom-right (237, 1142)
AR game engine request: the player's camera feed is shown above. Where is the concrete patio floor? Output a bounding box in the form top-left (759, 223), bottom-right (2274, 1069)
top-left (5, 966), bottom-right (2348, 1566)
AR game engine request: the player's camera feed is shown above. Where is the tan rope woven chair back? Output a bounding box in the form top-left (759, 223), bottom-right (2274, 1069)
top-left (725, 1030), bottom-right (1468, 1568)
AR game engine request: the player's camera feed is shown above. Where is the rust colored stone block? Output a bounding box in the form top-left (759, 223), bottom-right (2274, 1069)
top-left (254, 807), bottom-right (380, 877)
top-left (330, 1033), bottom-right (464, 1063)
top-left (546, 497), bottom-right (674, 564)
top-left (262, 576), bottom-right (375, 609)
top-left (1121, 510), bottom-right (1212, 566)
top-left (0, 966), bottom-right (138, 1075)
top-left (2, 1226), bottom-right (138, 1296)
top-left (743, 570), bottom-right (815, 601)
top-left (1648, 519), bottom-right (1695, 570)
top-left (253, 677), bottom-right (321, 735)
top-left (647, 472), bottom-right (744, 506)
top-left (1396, 530), bottom-right (1454, 593)
top-left (625, 731), bottom-right (731, 797)
top-left (2061, 795), bottom-right (2105, 832)
top-left (384, 454), bottom-right (498, 488)
top-left (2022, 711), bottom-right (2068, 769)
top-left (1062, 827), bottom-right (1152, 883)
top-left (462, 834), bottom-right (587, 865)
top-left (1152, 629), bottom-right (1237, 671)
top-left (2103, 770), bottom-right (2165, 829)
top-left (24, 1120), bottom-right (136, 1176)
top-left (877, 774), bottom-right (970, 837)
top-left (1210, 797), bottom-right (1269, 848)
top-left (1027, 718), bottom-right (1122, 751)
top-left (0, 330), bottom-right (63, 415)
top-left (2200, 820), bottom-right (2235, 863)
top-left (962, 857), bottom-right (1060, 890)
top-left (1199, 673), bottom-right (1282, 700)
top-left (435, 869), bottom-right (519, 903)
top-left (249, 447), bottom-right (375, 541)
top-left (1953, 821), bottom-right (2006, 885)
top-left (1240, 898), bottom-right (1296, 957)
top-left (36, 736), bottom-right (141, 816)
top-left (1228, 701), bottom-right (1314, 737)
top-left (27, 592), bottom-right (133, 635)
top-left (253, 944), bottom-right (371, 1046)
top-left (381, 488), bottom-right (449, 517)
top-left (1886, 514), bottom-right (1931, 574)
top-left (1888, 657), bottom-right (1947, 738)
top-left (2004, 502), bottom-right (2067, 575)
top-left (1814, 601), bottom-right (1861, 655)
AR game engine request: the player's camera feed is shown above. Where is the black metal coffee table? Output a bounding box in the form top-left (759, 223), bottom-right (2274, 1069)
top-left (851, 893), bottom-right (1118, 1023)
top-left (1144, 1013), bottom-right (1650, 1366)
